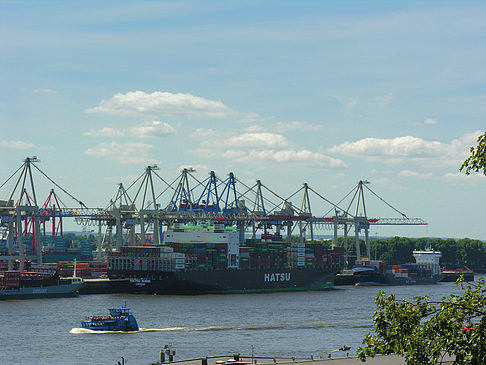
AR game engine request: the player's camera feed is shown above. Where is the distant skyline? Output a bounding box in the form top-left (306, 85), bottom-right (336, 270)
top-left (1, 1), bottom-right (485, 239)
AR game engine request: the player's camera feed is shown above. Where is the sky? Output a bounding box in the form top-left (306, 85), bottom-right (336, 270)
top-left (1, 1), bottom-right (485, 240)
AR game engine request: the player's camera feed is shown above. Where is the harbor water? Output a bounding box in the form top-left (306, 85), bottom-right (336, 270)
top-left (0, 278), bottom-right (478, 365)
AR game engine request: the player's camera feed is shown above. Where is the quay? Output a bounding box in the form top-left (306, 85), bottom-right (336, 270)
top-left (145, 354), bottom-right (454, 365)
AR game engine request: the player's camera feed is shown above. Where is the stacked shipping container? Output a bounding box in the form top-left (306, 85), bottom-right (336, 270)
top-left (107, 241), bottom-right (346, 273)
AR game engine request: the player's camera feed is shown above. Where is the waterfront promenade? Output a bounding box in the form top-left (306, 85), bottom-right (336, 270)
top-left (152, 354), bottom-right (454, 365)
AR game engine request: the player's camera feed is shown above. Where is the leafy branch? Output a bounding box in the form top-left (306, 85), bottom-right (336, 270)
top-left (460, 132), bottom-right (486, 176)
top-left (358, 277), bottom-right (486, 364)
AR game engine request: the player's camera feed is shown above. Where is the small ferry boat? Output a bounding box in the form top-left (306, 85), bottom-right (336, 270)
top-left (80, 302), bottom-right (138, 331)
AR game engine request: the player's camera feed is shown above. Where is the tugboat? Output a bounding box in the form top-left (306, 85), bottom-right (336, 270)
top-left (80, 302), bottom-right (138, 331)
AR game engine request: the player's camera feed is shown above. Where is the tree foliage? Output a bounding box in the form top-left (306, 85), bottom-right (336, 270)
top-left (461, 131), bottom-right (486, 176)
top-left (358, 278), bottom-right (486, 364)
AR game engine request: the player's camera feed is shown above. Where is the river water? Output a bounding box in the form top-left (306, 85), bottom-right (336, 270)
top-left (0, 278), bottom-right (479, 365)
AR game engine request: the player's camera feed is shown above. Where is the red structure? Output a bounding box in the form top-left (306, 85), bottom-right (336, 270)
top-left (40, 189), bottom-right (64, 236)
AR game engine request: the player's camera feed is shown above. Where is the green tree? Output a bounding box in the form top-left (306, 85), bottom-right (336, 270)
top-left (358, 278), bottom-right (486, 364)
top-left (460, 131), bottom-right (486, 175)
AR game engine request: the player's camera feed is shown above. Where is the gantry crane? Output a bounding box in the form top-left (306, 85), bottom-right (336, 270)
top-left (0, 158), bottom-right (427, 266)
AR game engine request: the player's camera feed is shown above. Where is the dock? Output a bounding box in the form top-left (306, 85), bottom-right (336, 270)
top-left (146, 354), bottom-right (454, 365)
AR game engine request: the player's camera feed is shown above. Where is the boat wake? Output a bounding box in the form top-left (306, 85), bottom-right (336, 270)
top-left (70, 323), bottom-right (368, 334)
top-left (70, 327), bottom-right (173, 334)
top-left (192, 323), bottom-right (368, 331)
top-left (160, 323), bottom-right (369, 332)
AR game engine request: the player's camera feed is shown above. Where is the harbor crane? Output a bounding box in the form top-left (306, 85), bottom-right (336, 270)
top-left (0, 158), bottom-right (427, 266)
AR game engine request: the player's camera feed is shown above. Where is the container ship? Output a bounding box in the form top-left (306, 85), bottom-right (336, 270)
top-left (352, 247), bottom-right (443, 286)
top-left (0, 267), bottom-right (83, 299)
top-left (107, 223), bottom-right (345, 294)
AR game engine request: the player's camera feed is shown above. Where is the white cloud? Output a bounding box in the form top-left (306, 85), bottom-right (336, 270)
top-left (84, 127), bottom-right (124, 138)
top-left (424, 118), bottom-right (438, 125)
top-left (244, 125), bottom-right (266, 133)
top-left (328, 131), bottom-right (484, 168)
top-left (200, 132), bottom-right (290, 149)
top-left (85, 91), bottom-right (231, 117)
top-left (84, 121), bottom-right (176, 138)
top-left (222, 149), bottom-right (346, 168)
top-left (129, 121), bottom-right (177, 138)
top-left (328, 136), bottom-right (446, 157)
top-left (274, 121), bottom-right (323, 132)
top-left (450, 130), bottom-right (482, 149)
top-left (221, 150), bottom-right (247, 160)
top-left (228, 133), bottom-right (289, 148)
top-left (85, 141), bottom-right (159, 165)
top-left (1, 140), bottom-right (35, 149)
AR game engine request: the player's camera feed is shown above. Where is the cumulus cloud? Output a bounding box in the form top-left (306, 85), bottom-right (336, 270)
top-left (190, 129), bottom-right (344, 169)
top-left (274, 121), bottom-right (323, 132)
top-left (222, 149), bottom-right (346, 168)
top-left (200, 132), bottom-right (290, 149)
top-left (328, 136), bottom-right (446, 157)
top-left (424, 118), bottom-right (438, 125)
top-left (220, 150), bottom-right (247, 160)
top-left (85, 141), bottom-right (159, 165)
top-left (328, 131), bottom-right (483, 168)
top-left (85, 91), bottom-right (231, 117)
top-left (228, 133), bottom-right (289, 148)
top-left (1, 140), bottom-right (35, 149)
top-left (84, 121), bottom-right (176, 138)
top-left (129, 121), bottom-right (177, 138)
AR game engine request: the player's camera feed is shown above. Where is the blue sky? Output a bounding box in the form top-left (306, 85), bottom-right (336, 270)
top-left (1, 1), bottom-right (485, 239)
